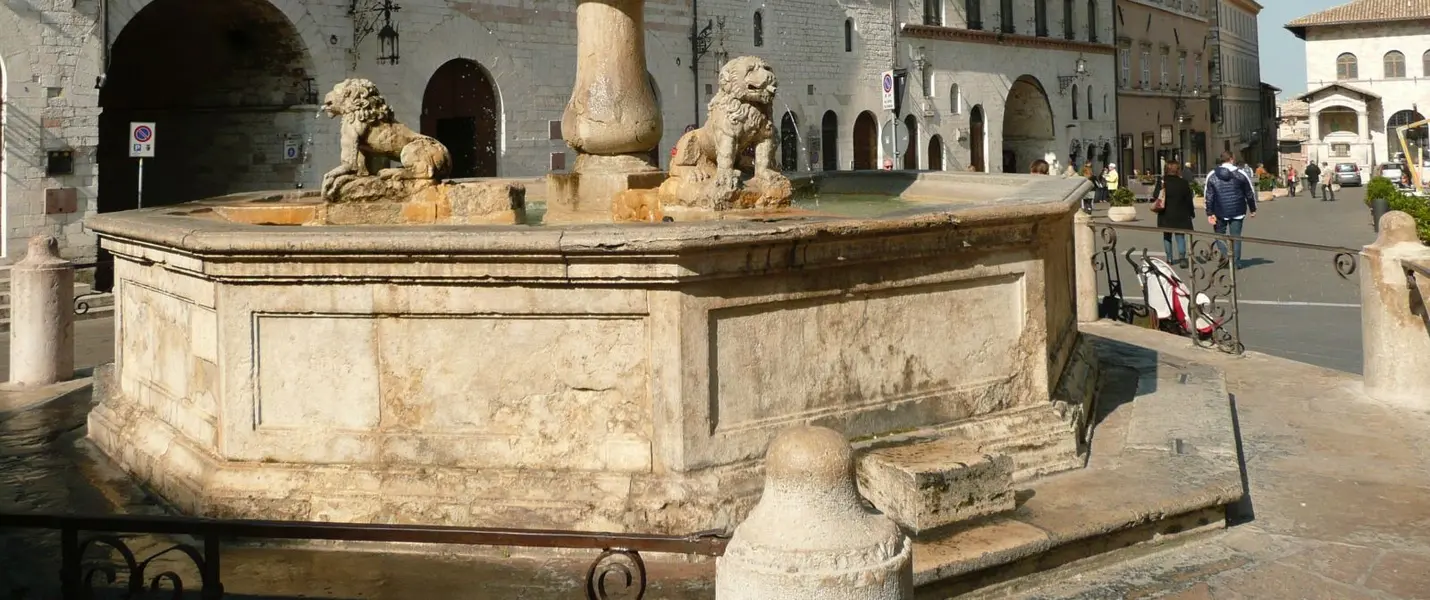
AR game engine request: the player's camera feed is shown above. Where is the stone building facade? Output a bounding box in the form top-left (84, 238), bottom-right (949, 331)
top-left (1208, 0), bottom-right (1263, 164)
top-left (903, 0), bottom-right (1118, 174)
top-left (1287, 0), bottom-right (1430, 170)
top-left (1, 0), bottom-right (1104, 264)
top-left (1113, 0), bottom-right (1212, 177)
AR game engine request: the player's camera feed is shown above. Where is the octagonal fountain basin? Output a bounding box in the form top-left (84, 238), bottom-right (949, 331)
top-left (85, 171), bottom-right (1099, 535)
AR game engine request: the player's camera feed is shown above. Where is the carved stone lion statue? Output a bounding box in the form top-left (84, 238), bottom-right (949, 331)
top-left (660, 56), bottom-right (791, 210)
top-left (320, 78), bottom-right (452, 200)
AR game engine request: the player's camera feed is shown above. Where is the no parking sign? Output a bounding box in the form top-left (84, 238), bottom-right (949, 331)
top-left (128, 122), bottom-right (155, 158)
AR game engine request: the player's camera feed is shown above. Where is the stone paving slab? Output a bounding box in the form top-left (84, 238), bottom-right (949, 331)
top-left (977, 321), bottom-right (1430, 600)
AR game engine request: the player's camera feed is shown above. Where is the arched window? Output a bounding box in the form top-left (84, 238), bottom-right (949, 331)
top-left (753, 11), bottom-right (764, 47)
top-left (1034, 0), bottom-right (1048, 36)
top-left (949, 83), bottom-right (961, 114)
top-left (1086, 84), bottom-right (1093, 118)
top-left (1336, 53), bottom-right (1358, 80)
top-left (1063, 0), bottom-right (1074, 39)
top-left (1086, 0), bottom-right (1097, 42)
top-left (1384, 50), bottom-right (1406, 78)
top-left (1071, 84), bottom-right (1079, 120)
top-left (924, 0), bottom-right (942, 26)
top-left (844, 19), bottom-right (853, 52)
top-left (966, 0), bottom-right (983, 29)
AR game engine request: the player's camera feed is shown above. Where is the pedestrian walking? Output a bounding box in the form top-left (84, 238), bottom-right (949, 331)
top-left (1151, 159), bottom-right (1196, 268)
top-left (1319, 161), bottom-right (1337, 201)
top-left (1106, 163), bottom-right (1121, 193)
top-left (1205, 151), bottom-right (1257, 267)
top-left (1286, 166), bottom-right (1298, 197)
top-left (1305, 161), bottom-right (1321, 199)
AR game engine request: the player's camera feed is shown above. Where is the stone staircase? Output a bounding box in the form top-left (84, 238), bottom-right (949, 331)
top-left (0, 266), bottom-right (115, 334)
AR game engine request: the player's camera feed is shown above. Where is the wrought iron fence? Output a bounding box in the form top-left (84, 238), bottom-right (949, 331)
top-left (1089, 221), bottom-right (1359, 354)
top-left (0, 511), bottom-right (729, 599)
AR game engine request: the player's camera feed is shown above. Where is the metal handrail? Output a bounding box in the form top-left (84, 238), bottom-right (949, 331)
top-left (1092, 221), bottom-right (1360, 262)
top-left (0, 510), bottom-right (729, 599)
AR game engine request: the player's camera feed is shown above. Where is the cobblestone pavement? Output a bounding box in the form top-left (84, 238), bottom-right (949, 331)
top-left (983, 323), bottom-right (1430, 600)
top-left (1093, 185), bottom-right (1375, 374)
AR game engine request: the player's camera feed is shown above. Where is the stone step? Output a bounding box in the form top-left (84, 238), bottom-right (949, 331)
top-left (856, 438), bottom-right (1015, 536)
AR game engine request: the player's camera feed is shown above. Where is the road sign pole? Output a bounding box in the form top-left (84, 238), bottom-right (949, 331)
top-left (892, 110), bottom-right (900, 169)
top-left (137, 158), bottom-right (144, 209)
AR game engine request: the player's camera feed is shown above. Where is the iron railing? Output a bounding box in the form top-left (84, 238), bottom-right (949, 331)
top-left (0, 511), bottom-right (729, 599)
top-left (1090, 221), bottom-right (1359, 354)
top-left (69, 258), bottom-right (114, 315)
top-left (1407, 259), bottom-right (1430, 325)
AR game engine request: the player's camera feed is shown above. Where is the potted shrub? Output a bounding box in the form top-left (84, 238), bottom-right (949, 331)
top-left (1190, 179), bottom-right (1205, 201)
top-left (1108, 187), bottom-right (1138, 222)
top-left (1256, 176), bottom-right (1276, 202)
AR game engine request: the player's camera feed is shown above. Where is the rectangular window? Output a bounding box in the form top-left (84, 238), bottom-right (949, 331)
top-left (1063, 0), bottom-right (1074, 39)
top-left (1195, 54), bottom-right (1203, 88)
top-left (1178, 52), bottom-right (1187, 88)
top-left (967, 0), bottom-right (983, 29)
top-left (1119, 47), bottom-right (1131, 88)
top-left (1035, 0), bottom-right (1048, 36)
top-left (1140, 49), bottom-right (1151, 88)
top-left (1332, 143), bottom-right (1351, 157)
top-left (1000, 0), bottom-right (1014, 32)
top-left (924, 0), bottom-right (942, 26)
top-left (1160, 51), bottom-right (1168, 88)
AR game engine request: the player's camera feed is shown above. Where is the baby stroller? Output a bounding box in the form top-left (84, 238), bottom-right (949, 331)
top-left (1134, 255), bottom-right (1219, 336)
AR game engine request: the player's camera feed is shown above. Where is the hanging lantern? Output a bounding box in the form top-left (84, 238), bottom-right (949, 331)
top-left (377, 21), bottom-right (399, 65)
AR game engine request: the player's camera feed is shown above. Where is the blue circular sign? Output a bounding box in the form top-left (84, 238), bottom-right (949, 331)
top-left (286, 146), bottom-right (299, 159)
top-left (134, 126), bottom-right (153, 143)
top-left (883, 74), bottom-right (893, 92)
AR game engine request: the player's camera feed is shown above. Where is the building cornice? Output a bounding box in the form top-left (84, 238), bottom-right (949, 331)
top-left (901, 25), bottom-right (1117, 55)
top-left (1119, 0), bottom-right (1209, 23)
top-left (1223, 0), bottom-right (1263, 16)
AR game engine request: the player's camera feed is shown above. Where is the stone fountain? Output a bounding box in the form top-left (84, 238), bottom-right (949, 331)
top-left (83, 0), bottom-right (1099, 537)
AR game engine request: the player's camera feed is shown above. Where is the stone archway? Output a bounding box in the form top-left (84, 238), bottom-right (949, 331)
top-left (1001, 75), bottom-right (1054, 175)
top-left (1388, 109), bottom-right (1427, 158)
top-left (821, 111), bottom-right (839, 171)
top-left (98, 0), bottom-right (315, 214)
top-left (928, 134), bottom-right (944, 171)
top-left (903, 114), bottom-right (919, 169)
top-left (970, 105), bottom-right (986, 172)
top-left (853, 111), bottom-right (878, 170)
top-left (780, 112), bottom-right (799, 172)
top-left (422, 59), bottom-right (501, 178)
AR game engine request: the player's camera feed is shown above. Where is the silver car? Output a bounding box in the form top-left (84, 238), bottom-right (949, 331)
top-left (1333, 162), bottom-right (1363, 186)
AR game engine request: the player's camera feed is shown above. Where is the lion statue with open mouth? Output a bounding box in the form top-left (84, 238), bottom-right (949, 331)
top-left (660, 56), bottom-right (792, 210)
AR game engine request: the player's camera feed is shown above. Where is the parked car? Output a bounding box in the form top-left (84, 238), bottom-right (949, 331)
top-left (1333, 162), bottom-right (1363, 186)
top-left (1378, 163), bottom-right (1409, 187)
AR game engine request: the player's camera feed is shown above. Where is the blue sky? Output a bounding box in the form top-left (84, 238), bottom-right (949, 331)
top-left (1259, 0), bottom-right (1345, 95)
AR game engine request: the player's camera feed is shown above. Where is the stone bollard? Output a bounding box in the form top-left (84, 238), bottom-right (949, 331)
top-left (716, 426), bottom-right (914, 600)
top-left (1074, 211), bottom-right (1100, 323)
top-left (1360, 211), bottom-right (1430, 409)
top-left (7, 236), bottom-right (76, 387)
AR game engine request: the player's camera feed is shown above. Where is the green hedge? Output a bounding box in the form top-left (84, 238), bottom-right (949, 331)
top-left (1366, 176), bottom-right (1430, 243)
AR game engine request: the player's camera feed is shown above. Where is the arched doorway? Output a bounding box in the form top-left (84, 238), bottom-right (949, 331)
top-left (970, 105), bottom-right (986, 172)
top-left (646, 74), bottom-right (662, 168)
top-left (853, 111), bottom-right (878, 169)
top-left (780, 112), bottom-right (799, 172)
top-left (1001, 75), bottom-right (1055, 175)
top-left (821, 111), bottom-right (839, 171)
top-left (421, 59), bottom-right (500, 178)
top-left (99, 0), bottom-right (314, 214)
top-left (1388, 109), bottom-right (1427, 158)
top-left (928, 134), bottom-right (944, 170)
top-left (903, 114), bottom-right (919, 169)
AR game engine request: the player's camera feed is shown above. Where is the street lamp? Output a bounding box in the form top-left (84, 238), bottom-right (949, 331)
top-left (1058, 55), bottom-right (1090, 96)
top-left (377, 21), bottom-right (399, 65)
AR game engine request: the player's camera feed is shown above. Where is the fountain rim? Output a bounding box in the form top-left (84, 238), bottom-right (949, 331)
top-left (85, 173), bottom-right (1092, 258)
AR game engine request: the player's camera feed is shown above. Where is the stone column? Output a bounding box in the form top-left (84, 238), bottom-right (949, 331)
top-left (1357, 109), bottom-right (1371, 165)
top-left (1074, 211), bottom-right (1100, 323)
top-left (1308, 109), bottom-right (1320, 164)
top-left (1360, 211), bottom-right (1430, 409)
top-left (715, 426), bottom-right (914, 600)
top-left (7, 236), bottom-right (75, 387)
top-left (547, 0), bottom-right (665, 221)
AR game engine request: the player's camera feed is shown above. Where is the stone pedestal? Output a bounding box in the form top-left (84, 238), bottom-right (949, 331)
top-left (7, 236), bottom-right (75, 387)
top-left (549, 0), bottom-right (663, 222)
top-left (716, 426), bottom-right (914, 599)
top-left (1360, 211), bottom-right (1430, 409)
top-left (1074, 211), bottom-right (1099, 323)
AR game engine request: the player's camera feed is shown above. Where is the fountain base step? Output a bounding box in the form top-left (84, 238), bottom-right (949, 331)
top-left (856, 438), bottom-right (1015, 536)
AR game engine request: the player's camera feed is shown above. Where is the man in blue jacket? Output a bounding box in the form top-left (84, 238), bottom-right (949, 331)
top-left (1204, 151), bottom-right (1257, 266)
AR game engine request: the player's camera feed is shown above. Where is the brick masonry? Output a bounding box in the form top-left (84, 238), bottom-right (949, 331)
top-left (2, 0), bottom-right (1118, 263)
